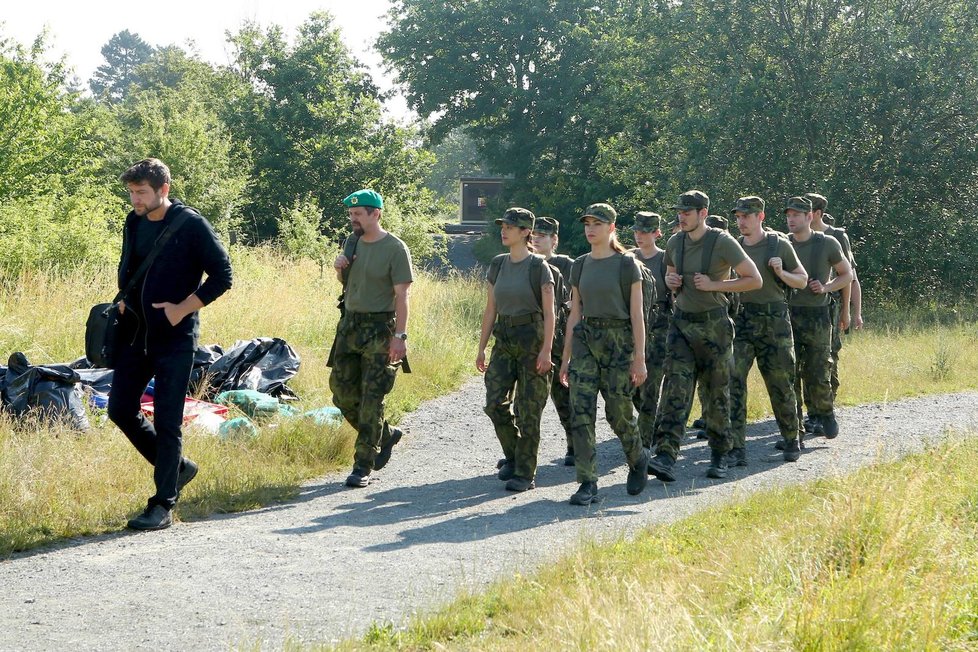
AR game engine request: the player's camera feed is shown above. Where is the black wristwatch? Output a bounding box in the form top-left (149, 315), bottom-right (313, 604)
top-left (393, 332), bottom-right (408, 341)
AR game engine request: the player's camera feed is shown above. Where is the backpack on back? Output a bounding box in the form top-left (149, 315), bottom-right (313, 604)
top-left (739, 231), bottom-right (792, 300)
top-left (488, 254), bottom-right (569, 347)
top-left (569, 252), bottom-right (656, 328)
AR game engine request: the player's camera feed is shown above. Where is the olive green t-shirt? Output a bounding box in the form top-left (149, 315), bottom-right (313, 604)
top-left (547, 254), bottom-right (574, 288)
top-left (664, 230), bottom-right (749, 313)
top-left (344, 233), bottom-right (414, 313)
top-left (824, 225), bottom-right (855, 267)
top-left (573, 253), bottom-right (641, 319)
top-left (788, 233), bottom-right (844, 307)
top-left (738, 234), bottom-right (801, 305)
top-left (490, 255), bottom-right (554, 316)
top-left (632, 249), bottom-right (668, 305)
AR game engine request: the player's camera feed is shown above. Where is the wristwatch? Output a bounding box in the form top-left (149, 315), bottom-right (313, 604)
top-left (393, 332), bottom-right (408, 341)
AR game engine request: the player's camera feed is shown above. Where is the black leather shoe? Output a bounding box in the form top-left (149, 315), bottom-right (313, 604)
top-left (569, 481), bottom-right (600, 505)
top-left (345, 467), bottom-right (371, 488)
top-left (706, 449), bottom-right (728, 479)
top-left (626, 449), bottom-right (650, 496)
top-left (127, 505), bottom-right (172, 531)
top-left (177, 458), bottom-right (199, 494)
top-left (648, 453), bottom-right (677, 482)
top-left (505, 476), bottom-right (535, 492)
top-left (692, 417), bottom-right (707, 430)
top-left (821, 413), bottom-right (839, 439)
top-left (497, 459), bottom-right (516, 481)
top-left (374, 428), bottom-right (403, 470)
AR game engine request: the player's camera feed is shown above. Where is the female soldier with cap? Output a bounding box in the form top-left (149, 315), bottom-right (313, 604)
top-left (559, 203), bottom-right (649, 505)
top-left (476, 208), bottom-right (556, 491)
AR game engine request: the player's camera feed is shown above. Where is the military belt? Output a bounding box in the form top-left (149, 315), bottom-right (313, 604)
top-left (582, 317), bottom-right (630, 328)
top-left (496, 312), bottom-right (542, 327)
top-left (789, 305), bottom-right (831, 316)
top-left (740, 302), bottom-right (788, 316)
top-left (674, 307), bottom-right (727, 322)
top-left (345, 311), bottom-right (396, 323)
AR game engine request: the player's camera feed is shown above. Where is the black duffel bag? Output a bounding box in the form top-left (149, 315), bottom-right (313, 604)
top-left (84, 210), bottom-right (191, 368)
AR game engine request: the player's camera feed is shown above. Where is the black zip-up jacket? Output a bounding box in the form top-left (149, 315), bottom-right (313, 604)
top-left (117, 200), bottom-right (233, 352)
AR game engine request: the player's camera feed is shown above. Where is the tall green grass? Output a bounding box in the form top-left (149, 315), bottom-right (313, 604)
top-left (0, 248), bottom-right (484, 555)
top-left (326, 435), bottom-right (978, 651)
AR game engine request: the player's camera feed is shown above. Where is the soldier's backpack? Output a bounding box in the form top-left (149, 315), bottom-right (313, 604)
top-left (672, 226), bottom-right (739, 313)
top-left (739, 231), bottom-right (792, 299)
top-left (336, 233), bottom-right (360, 317)
top-left (569, 252), bottom-right (657, 328)
top-left (488, 254), bottom-right (570, 345)
top-left (789, 230), bottom-right (827, 283)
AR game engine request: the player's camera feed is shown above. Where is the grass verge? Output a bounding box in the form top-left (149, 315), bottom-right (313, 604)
top-left (324, 435), bottom-right (978, 651)
top-left (0, 248), bottom-right (484, 556)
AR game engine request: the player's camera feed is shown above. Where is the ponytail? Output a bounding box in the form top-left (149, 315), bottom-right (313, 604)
top-left (609, 232), bottom-right (627, 254)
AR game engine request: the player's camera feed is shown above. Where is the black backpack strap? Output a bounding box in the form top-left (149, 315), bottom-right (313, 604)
top-left (812, 232), bottom-right (826, 274)
top-left (115, 208), bottom-right (193, 304)
top-left (570, 255), bottom-right (585, 288)
top-left (674, 233), bottom-right (687, 276)
top-left (766, 233), bottom-right (778, 262)
top-left (529, 255), bottom-right (544, 309)
top-left (340, 233), bottom-right (361, 287)
top-left (619, 253), bottom-right (632, 309)
top-left (487, 254), bottom-right (506, 285)
top-left (700, 228), bottom-right (719, 275)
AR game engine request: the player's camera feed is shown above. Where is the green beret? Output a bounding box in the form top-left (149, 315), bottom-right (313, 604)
top-left (343, 189), bottom-right (384, 209)
top-left (671, 190), bottom-right (710, 211)
top-left (730, 196), bottom-right (765, 215)
top-left (579, 202), bottom-right (617, 223)
top-left (495, 206), bottom-right (535, 229)
top-left (632, 211), bottom-right (662, 232)
top-left (533, 216), bottom-right (559, 235)
top-left (784, 196), bottom-right (813, 214)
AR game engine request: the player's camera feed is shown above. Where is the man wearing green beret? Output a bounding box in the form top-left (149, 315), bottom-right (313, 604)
top-left (805, 193), bottom-right (862, 408)
top-left (629, 211), bottom-right (670, 450)
top-left (530, 216), bottom-right (576, 466)
top-left (784, 196), bottom-right (853, 447)
top-left (648, 190), bottom-right (761, 482)
top-left (329, 188), bottom-right (414, 488)
top-left (729, 196), bottom-right (809, 463)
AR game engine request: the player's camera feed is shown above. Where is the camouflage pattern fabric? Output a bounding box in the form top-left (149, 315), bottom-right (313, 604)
top-left (550, 346), bottom-right (573, 447)
top-left (634, 308), bottom-right (670, 447)
top-left (653, 309), bottom-right (734, 459)
top-left (829, 297), bottom-right (843, 399)
top-left (329, 316), bottom-right (403, 471)
top-left (484, 321), bottom-right (552, 480)
top-left (569, 320), bottom-right (644, 483)
top-left (790, 306), bottom-right (835, 424)
top-left (730, 305), bottom-right (800, 447)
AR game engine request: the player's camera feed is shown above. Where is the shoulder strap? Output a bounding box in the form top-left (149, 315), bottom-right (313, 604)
top-left (487, 254), bottom-right (505, 285)
top-left (571, 255), bottom-right (584, 288)
top-left (115, 208), bottom-right (193, 304)
top-left (340, 233), bottom-right (361, 287)
top-left (701, 228), bottom-right (719, 275)
top-left (766, 233), bottom-right (778, 262)
top-left (619, 253), bottom-right (632, 307)
top-left (675, 233), bottom-right (687, 276)
top-left (530, 255), bottom-right (544, 309)
top-left (812, 231), bottom-right (826, 271)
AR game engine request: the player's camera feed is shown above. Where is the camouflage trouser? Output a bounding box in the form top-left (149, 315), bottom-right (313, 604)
top-left (329, 314), bottom-right (402, 471)
top-left (730, 304), bottom-right (800, 447)
top-left (790, 305), bottom-right (835, 424)
top-left (484, 319), bottom-right (552, 480)
top-left (549, 322), bottom-right (573, 448)
top-left (568, 319), bottom-right (644, 484)
top-left (829, 296), bottom-right (843, 399)
top-left (634, 309), bottom-right (669, 447)
top-left (654, 308), bottom-right (734, 459)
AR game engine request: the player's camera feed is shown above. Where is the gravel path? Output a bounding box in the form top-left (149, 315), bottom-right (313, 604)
top-left (2, 380), bottom-right (977, 651)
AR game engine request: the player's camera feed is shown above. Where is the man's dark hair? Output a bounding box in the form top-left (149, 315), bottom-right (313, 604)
top-left (120, 158), bottom-right (171, 190)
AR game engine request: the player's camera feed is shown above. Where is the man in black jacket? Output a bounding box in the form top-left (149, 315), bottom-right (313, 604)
top-left (108, 158), bottom-right (233, 531)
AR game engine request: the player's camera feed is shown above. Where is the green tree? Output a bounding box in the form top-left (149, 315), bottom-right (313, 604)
top-left (89, 30), bottom-right (154, 102)
top-left (225, 12), bottom-right (443, 260)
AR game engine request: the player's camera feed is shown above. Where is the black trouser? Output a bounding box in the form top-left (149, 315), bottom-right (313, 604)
top-left (108, 340), bottom-right (194, 510)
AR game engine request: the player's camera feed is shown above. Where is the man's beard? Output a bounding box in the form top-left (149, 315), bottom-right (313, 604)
top-left (351, 222), bottom-right (364, 236)
top-left (136, 197), bottom-right (163, 217)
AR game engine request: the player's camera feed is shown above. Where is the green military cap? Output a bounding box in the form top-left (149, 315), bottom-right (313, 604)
top-left (706, 214), bottom-right (729, 230)
top-left (784, 196), bottom-right (813, 214)
top-left (823, 212), bottom-right (835, 225)
top-left (495, 206), bottom-right (535, 229)
top-left (532, 216), bottom-right (559, 235)
top-left (671, 190), bottom-right (710, 211)
top-left (579, 202), bottom-right (617, 223)
top-left (804, 193), bottom-right (828, 212)
top-left (343, 188), bottom-right (384, 209)
top-left (730, 195), bottom-right (765, 215)
top-left (632, 211), bottom-right (662, 232)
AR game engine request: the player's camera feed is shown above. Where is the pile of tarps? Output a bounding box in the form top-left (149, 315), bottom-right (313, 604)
top-left (0, 337), bottom-right (302, 432)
